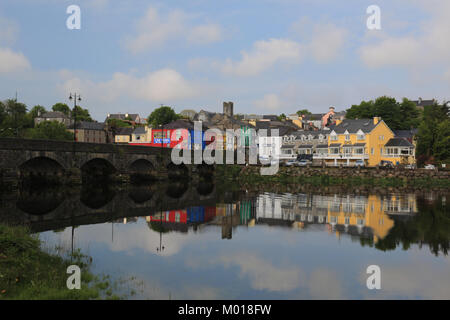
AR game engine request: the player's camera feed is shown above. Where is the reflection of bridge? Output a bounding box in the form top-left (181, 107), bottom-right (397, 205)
top-left (0, 182), bottom-right (217, 233)
top-left (0, 138), bottom-right (214, 185)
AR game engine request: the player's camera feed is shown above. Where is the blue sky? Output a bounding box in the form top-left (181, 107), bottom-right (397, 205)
top-left (0, 0), bottom-right (449, 121)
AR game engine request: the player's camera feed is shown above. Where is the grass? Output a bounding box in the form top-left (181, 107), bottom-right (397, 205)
top-left (0, 224), bottom-right (121, 300)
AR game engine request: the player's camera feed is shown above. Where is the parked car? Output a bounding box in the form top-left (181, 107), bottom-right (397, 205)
top-left (296, 159), bottom-right (311, 167)
top-left (424, 164), bottom-right (436, 170)
top-left (355, 160), bottom-right (365, 167)
top-left (380, 160), bottom-right (394, 168)
top-left (285, 159), bottom-right (297, 167)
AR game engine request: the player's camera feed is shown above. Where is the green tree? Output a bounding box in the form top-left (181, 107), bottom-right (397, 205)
top-left (0, 99), bottom-right (30, 136)
top-left (433, 119), bottom-right (450, 162)
top-left (147, 106), bottom-right (179, 127)
top-left (399, 98), bottom-right (421, 129)
top-left (296, 109), bottom-right (312, 116)
top-left (346, 96), bottom-right (404, 129)
top-left (106, 118), bottom-right (132, 128)
top-left (72, 105), bottom-right (93, 122)
top-left (24, 121), bottom-right (73, 141)
top-left (278, 113), bottom-right (287, 121)
top-left (29, 105), bottom-right (47, 120)
top-left (52, 103), bottom-right (71, 115)
top-left (416, 103), bottom-right (449, 163)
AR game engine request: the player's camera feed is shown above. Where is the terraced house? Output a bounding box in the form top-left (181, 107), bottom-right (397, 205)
top-left (319, 117), bottom-right (415, 167)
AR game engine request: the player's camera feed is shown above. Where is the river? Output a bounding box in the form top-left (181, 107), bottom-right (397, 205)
top-left (1, 182), bottom-right (449, 299)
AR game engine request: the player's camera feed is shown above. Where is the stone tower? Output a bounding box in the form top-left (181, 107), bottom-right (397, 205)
top-left (223, 101), bottom-right (234, 117)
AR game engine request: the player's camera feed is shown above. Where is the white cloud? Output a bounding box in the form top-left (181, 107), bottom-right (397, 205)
top-left (125, 6), bottom-right (222, 53)
top-left (253, 93), bottom-right (282, 111)
top-left (308, 23), bottom-right (347, 63)
top-left (0, 47), bottom-right (31, 73)
top-left (359, 0), bottom-right (450, 82)
top-left (59, 68), bottom-right (198, 103)
top-left (221, 38), bottom-right (303, 76)
top-left (218, 253), bottom-right (304, 292)
top-left (187, 24), bottom-right (222, 44)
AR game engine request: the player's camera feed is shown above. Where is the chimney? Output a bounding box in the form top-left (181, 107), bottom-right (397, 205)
top-left (223, 101), bottom-right (234, 117)
top-left (373, 117), bottom-right (380, 125)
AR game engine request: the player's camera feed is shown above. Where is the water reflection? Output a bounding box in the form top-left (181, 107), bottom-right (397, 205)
top-left (1, 186), bottom-right (449, 299)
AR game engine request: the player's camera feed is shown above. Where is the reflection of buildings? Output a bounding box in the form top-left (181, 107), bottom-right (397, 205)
top-left (136, 192), bottom-right (417, 243)
top-left (145, 206), bottom-right (218, 233)
top-left (255, 192), bottom-right (417, 243)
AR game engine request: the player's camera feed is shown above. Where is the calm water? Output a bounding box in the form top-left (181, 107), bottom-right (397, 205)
top-left (1, 183), bottom-right (449, 299)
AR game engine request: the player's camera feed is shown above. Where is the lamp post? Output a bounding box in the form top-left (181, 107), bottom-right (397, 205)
top-left (69, 93), bottom-right (81, 142)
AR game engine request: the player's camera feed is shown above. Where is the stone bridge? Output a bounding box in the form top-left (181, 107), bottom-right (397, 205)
top-left (0, 138), bottom-right (214, 186)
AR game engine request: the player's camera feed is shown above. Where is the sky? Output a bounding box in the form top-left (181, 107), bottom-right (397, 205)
top-left (0, 0), bottom-right (449, 121)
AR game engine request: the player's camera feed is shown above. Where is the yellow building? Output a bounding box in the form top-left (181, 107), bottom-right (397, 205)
top-left (114, 127), bottom-right (133, 143)
top-left (316, 117), bottom-right (415, 167)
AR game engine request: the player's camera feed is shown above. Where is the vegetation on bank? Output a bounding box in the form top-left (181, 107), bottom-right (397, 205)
top-left (0, 224), bottom-right (120, 300)
top-left (215, 165), bottom-right (450, 189)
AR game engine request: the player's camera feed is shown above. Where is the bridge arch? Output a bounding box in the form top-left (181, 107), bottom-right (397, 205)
top-left (81, 158), bottom-right (117, 182)
top-left (128, 159), bottom-right (157, 182)
top-left (19, 156), bottom-right (66, 185)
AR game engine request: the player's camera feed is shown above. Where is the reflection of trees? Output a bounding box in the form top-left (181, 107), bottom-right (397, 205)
top-left (147, 221), bottom-right (170, 233)
top-left (375, 195), bottom-right (450, 256)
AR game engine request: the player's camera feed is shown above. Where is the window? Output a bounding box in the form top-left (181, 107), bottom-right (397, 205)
top-left (371, 148), bottom-right (374, 155)
top-left (345, 134), bottom-right (350, 141)
top-left (331, 135), bottom-right (338, 141)
top-left (330, 147), bottom-right (340, 154)
top-left (355, 148), bottom-right (364, 155)
top-left (379, 135), bottom-right (384, 141)
top-left (357, 134), bottom-right (365, 140)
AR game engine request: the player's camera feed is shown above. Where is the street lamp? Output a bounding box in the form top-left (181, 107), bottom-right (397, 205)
top-left (69, 93), bottom-right (82, 142)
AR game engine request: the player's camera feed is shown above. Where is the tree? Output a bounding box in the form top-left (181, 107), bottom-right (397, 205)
top-left (278, 113), bottom-right (287, 121)
top-left (432, 119), bottom-right (450, 162)
top-left (346, 96), bottom-right (405, 129)
top-left (29, 105), bottom-right (47, 120)
top-left (416, 103), bottom-right (449, 164)
top-left (24, 121), bottom-right (73, 141)
top-left (52, 103), bottom-right (70, 116)
top-left (72, 105), bottom-right (93, 122)
top-left (297, 109), bottom-right (312, 116)
top-left (399, 98), bottom-right (421, 129)
top-left (147, 106), bottom-right (179, 127)
top-left (1, 99), bottom-right (30, 136)
top-left (106, 118), bottom-right (132, 128)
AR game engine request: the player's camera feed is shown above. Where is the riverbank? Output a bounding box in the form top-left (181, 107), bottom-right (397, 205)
top-left (0, 224), bottom-right (120, 299)
top-left (215, 165), bottom-right (450, 191)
